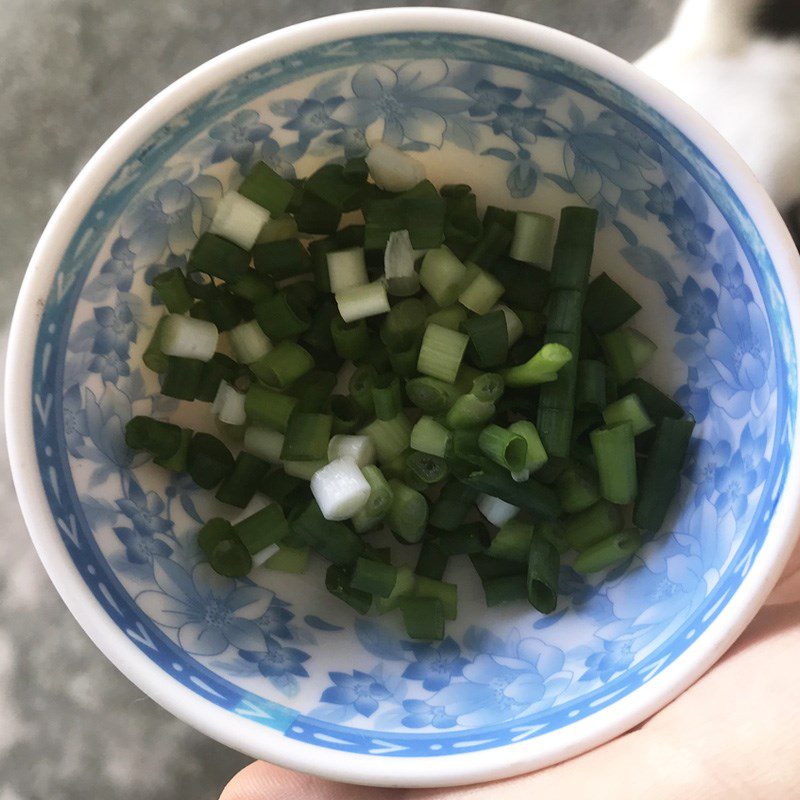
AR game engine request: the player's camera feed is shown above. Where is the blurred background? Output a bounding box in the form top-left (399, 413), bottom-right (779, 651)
top-left (0, 2), bottom-right (679, 799)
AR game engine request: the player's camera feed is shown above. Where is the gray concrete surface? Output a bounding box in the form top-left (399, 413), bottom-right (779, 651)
top-left (0, 2), bottom-right (677, 798)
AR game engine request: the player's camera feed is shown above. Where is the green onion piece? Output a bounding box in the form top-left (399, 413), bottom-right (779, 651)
top-left (537, 520), bottom-right (569, 554)
top-left (302, 300), bottom-right (337, 354)
top-left (576, 360), bottom-right (607, 409)
top-left (384, 229), bottom-right (420, 296)
top-left (188, 233), bottom-right (250, 282)
top-left (329, 394), bottom-right (364, 434)
top-left (482, 575), bottom-right (528, 607)
top-left (293, 190), bottom-right (341, 235)
top-left (250, 341), bottom-right (314, 389)
top-left (380, 298), bottom-right (428, 351)
top-left (387, 479), bottom-right (428, 543)
top-left (549, 206), bottom-right (599, 291)
top-left (244, 384), bottom-right (296, 432)
top-left (621, 378), bottom-right (684, 424)
top-left (210, 537), bottom-right (252, 577)
top-left (238, 161), bottom-right (295, 214)
top-left (510, 211), bottom-right (555, 266)
top-left (547, 288), bottom-right (584, 334)
top-left (254, 292), bottom-right (310, 341)
top-left (325, 564), bottom-right (371, 613)
top-left (350, 557), bottom-right (398, 598)
top-left (373, 566), bottom-right (414, 614)
top-left (507, 421), bottom-right (548, 472)
top-left (360, 414), bottom-right (412, 464)
top-left (359, 465), bottom-right (393, 519)
top-left (405, 451), bottom-right (449, 485)
top-left (410, 416), bottom-right (452, 458)
top-left (305, 163), bottom-right (365, 211)
top-left (388, 341), bottom-right (421, 378)
top-left (426, 304), bottom-right (468, 332)
top-left (603, 393), bottom-right (654, 435)
top-left (282, 279), bottom-right (319, 311)
top-left (153, 427), bottom-right (192, 471)
top-left (233, 503), bottom-right (289, 554)
top-left (458, 462), bottom-right (561, 519)
top-left (205, 287), bottom-right (243, 332)
top-left (125, 416), bottom-right (182, 458)
top-left (486, 520), bottom-right (533, 563)
top-left (229, 320), bottom-right (271, 366)
top-left (564, 500), bottom-right (625, 550)
top-left (197, 518), bottom-right (235, 558)
top-left (243, 426), bottom-right (284, 464)
top-left (491, 258), bottom-right (550, 312)
top-left (216, 452), bottom-right (269, 508)
top-left (371, 374), bottom-right (403, 421)
top-left (575, 528), bottom-right (642, 573)
top-left (459, 268), bottom-right (505, 315)
top-left (527, 534), bottom-right (560, 613)
top-left (590, 422), bottom-right (638, 504)
top-left (280, 412), bottom-right (332, 462)
top-left (412, 575), bottom-right (457, 620)
top-left (400, 597), bottom-right (445, 641)
top-left (405, 376), bottom-right (461, 414)
top-left (554, 462), bottom-right (600, 514)
top-left (445, 393), bottom-right (495, 429)
top-left (468, 222), bottom-right (512, 270)
top-left (470, 373), bottom-right (505, 403)
top-left (260, 468), bottom-right (306, 502)
top-left (429, 480), bottom-right (479, 531)
top-left (265, 544), bottom-right (310, 573)
top-left (331, 316), bottom-right (370, 361)
top-left (336, 281), bottom-right (390, 323)
top-left (470, 553), bottom-right (526, 582)
top-left (142, 317), bottom-right (169, 374)
top-left (257, 214), bottom-right (300, 245)
top-left (583, 272), bottom-right (641, 334)
top-left (252, 238), bottom-right (311, 280)
top-left (349, 365), bottom-right (378, 415)
top-left (634, 415), bottom-right (695, 532)
top-left (442, 185), bottom-right (482, 252)
top-left (502, 343), bottom-right (571, 387)
top-left (478, 425), bottom-right (528, 472)
top-left (434, 522), bottom-right (489, 556)
top-left (419, 247), bottom-right (468, 307)
top-left (460, 310), bottom-right (509, 370)
top-left (187, 432), bottom-right (235, 490)
top-left (601, 327), bottom-right (657, 383)
top-left (327, 247), bottom-right (368, 293)
top-left (483, 205), bottom-right (516, 232)
top-left (418, 324), bottom-right (468, 384)
top-left (291, 500), bottom-right (363, 564)
top-left (283, 459), bottom-right (327, 480)
top-left (287, 370), bottom-right (337, 413)
top-left (161, 356), bottom-right (204, 401)
top-left (153, 268), bottom-right (192, 313)
top-left (415, 540), bottom-right (449, 581)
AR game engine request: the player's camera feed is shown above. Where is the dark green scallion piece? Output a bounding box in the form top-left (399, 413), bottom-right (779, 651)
top-left (461, 310), bottom-right (509, 369)
top-left (434, 522), bottom-right (490, 556)
top-left (371, 374), bottom-right (403, 421)
top-left (249, 341), bottom-right (315, 389)
top-left (233, 503), bottom-right (289, 554)
top-left (482, 575), bottom-right (528, 607)
top-left (196, 352), bottom-right (238, 403)
top-left (252, 238), bottom-right (311, 280)
top-left (415, 540), bottom-right (449, 581)
top-left (590, 422), bottom-right (638, 504)
top-left (255, 292), bottom-right (310, 340)
top-left (210, 537), bottom-right (252, 577)
top-left (280, 412), bottom-right (332, 462)
top-left (527, 534), bottom-right (560, 613)
top-left (583, 272), bottom-right (641, 335)
top-left (238, 161), bottom-right (295, 214)
top-left (125, 416), bottom-right (182, 459)
top-left (161, 356), bottom-right (204, 401)
top-left (287, 370), bottom-right (337, 413)
top-left (576, 360), bottom-right (607, 410)
top-left (153, 268), bottom-right (192, 313)
top-left (405, 451), bottom-right (449, 485)
top-left (400, 597), bottom-right (445, 640)
top-left (215, 452), bottom-right (269, 508)
top-left (326, 564), bottom-right (372, 614)
top-left (143, 317), bottom-right (169, 374)
top-left (291, 501), bottom-right (363, 565)
top-left (329, 395), bottom-right (363, 434)
top-left (197, 518), bottom-right (235, 558)
top-left (187, 433), bottom-right (235, 490)
top-left (331, 316), bottom-right (370, 361)
top-left (188, 233), bottom-right (250, 282)
top-left (350, 557), bottom-right (398, 598)
top-left (429, 480), bottom-right (479, 531)
top-left (245, 384), bottom-right (297, 432)
top-left (554, 462), bottom-right (600, 514)
top-left (564, 500), bottom-right (625, 550)
top-left (575, 529), bottom-right (642, 573)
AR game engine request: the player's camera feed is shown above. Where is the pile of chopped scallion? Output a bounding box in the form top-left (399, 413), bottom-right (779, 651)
top-left (125, 142), bottom-right (694, 641)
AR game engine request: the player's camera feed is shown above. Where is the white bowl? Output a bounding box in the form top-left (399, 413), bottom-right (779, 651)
top-left (7, 7), bottom-right (800, 788)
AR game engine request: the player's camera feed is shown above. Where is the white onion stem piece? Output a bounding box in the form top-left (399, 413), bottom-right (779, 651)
top-left (243, 427), bottom-right (284, 464)
top-left (477, 494), bottom-right (520, 526)
top-left (311, 458), bottom-right (371, 521)
top-left (366, 142), bottom-right (426, 192)
top-left (161, 314), bottom-right (218, 361)
top-left (209, 192), bottom-right (271, 250)
top-left (213, 381), bottom-right (246, 426)
top-left (327, 434), bottom-right (376, 467)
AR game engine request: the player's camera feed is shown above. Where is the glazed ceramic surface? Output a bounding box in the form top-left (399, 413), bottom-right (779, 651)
top-left (7, 9), bottom-right (800, 787)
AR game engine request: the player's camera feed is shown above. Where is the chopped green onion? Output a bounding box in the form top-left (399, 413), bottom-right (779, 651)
top-left (400, 597), bottom-right (444, 640)
top-left (326, 564), bottom-right (371, 614)
top-left (470, 553), bottom-right (525, 582)
top-left (426, 304), bottom-right (468, 331)
top-left (510, 211), bottom-right (555, 266)
top-left (410, 416), bottom-right (452, 458)
top-left (280, 412), bottom-right (332, 462)
top-left (564, 500), bottom-right (625, 550)
top-left (492, 257), bottom-right (550, 312)
top-left (161, 356), bottom-right (204, 401)
top-left (583, 273), bottom-right (641, 335)
top-left (188, 233), bottom-right (250, 282)
top-left (388, 341), bottom-right (421, 378)
top-left (293, 191), bottom-right (341, 235)
top-left (125, 416), bottom-right (182, 458)
top-left (460, 462), bottom-right (561, 519)
top-left (153, 427), bottom-right (192, 471)
top-left (256, 214), bottom-right (299, 245)
top-left (330, 316), bottom-right (369, 361)
top-left (575, 528), bottom-right (642, 573)
top-left (310, 457), bottom-right (371, 520)
top-left (634, 415), bottom-right (695, 532)
top-left (350, 557), bottom-right (398, 598)
top-left (554, 462), bottom-right (600, 514)
top-left (527, 534), bottom-right (560, 613)
top-left (384, 229), bottom-right (420, 296)
top-left (304, 163), bottom-right (365, 211)
top-left (371, 374), bottom-right (403, 421)
top-left (405, 376), bottom-right (461, 414)
top-left (471, 373), bottom-right (505, 403)
top-left (622, 378), bottom-right (684, 424)
top-left (366, 141), bottom-right (426, 192)
top-left (430, 480), bottom-right (479, 531)
top-left (212, 381), bottom-right (247, 426)
top-left (387, 480), bottom-right (428, 543)
top-left (503, 342), bottom-right (571, 387)
top-left (486, 520), bottom-right (533, 563)
top-left (478, 425), bottom-right (528, 472)
top-left (329, 395), bottom-right (364, 434)
top-left (547, 289), bottom-right (584, 334)
top-left (590, 422), bottom-right (638, 504)
top-left (483, 205), bottom-right (516, 232)
top-left (208, 192), bottom-right (270, 251)
top-left (336, 281), bottom-right (390, 323)
top-left (187, 432), bottom-right (234, 489)
top-left (249, 341), bottom-right (314, 388)
top-left (195, 353), bottom-right (237, 403)
top-left (603, 393), bottom-right (654, 435)
top-left (282, 459), bottom-right (328, 480)
top-left (435, 522), bottom-right (490, 556)
top-left (374, 566), bottom-right (415, 614)
top-left (142, 317), bottom-right (169, 374)
top-left (477, 493), bottom-right (520, 526)
top-left (230, 319), bottom-right (272, 364)
top-left (468, 222), bottom-right (512, 270)
top-left (210, 537), bottom-right (252, 577)
top-left (252, 238), bottom-right (311, 280)
top-left (197, 517), bottom-right (235, 558)
top-left (445, 393), bottom-right (495, 429)
top-left (508, 420), bottom-right (548, 472)
top-left (233, 502), bottom-right (289, 554)
top-left (405, 451), bottom-right (449, 484)
top-left (327, 434), bottom-right (375, 467)
top-left (160, 314), bottom-right (218, 362)
top-left (576, 360), bottom-right (607, 409)
top-left (601, 327), bottom-right (657, 383)
top-left (459, 268), bottom-right (505, 315)
top-left (327, 248), bottom-right (368, 293)
top-left (243, 426), bottom-right (285, 464)
top-left (291, 500), bottom-right (363, 565)
top-left (153, 268), bottom-right (193, 313)
top-left (238, 161), bottom-right (295, 215)
top-left (412, 576), bottom-right (457, 620)
top-left (415, 541), bottom-right (449, 580)
top-left (254, 291), bottom-right (310, 341)
top-left (349, 365), bottom-right (378, 414)
top-left (287, 369), bottom-right (337, 413)
top-left (417, 324), bottom-right (468, 383)
top-left (265, 544), bottom-right (310, 573)
top-left (549, 206), bottom-right (599, 291)
top-left (482, 575), bottom-right (528, 607)
top-left (244, 384), bottom-right (296, 432)
top-left (380, 298), bottom-right (427, 351)
top-left (492, 303), bottom-right (524, 346)
top-left (419, 247), bottom-right (468, 307)
top-left (461, 310), bottom-right (509, 369)
top-left (360, 413), bottom-right (412, 464)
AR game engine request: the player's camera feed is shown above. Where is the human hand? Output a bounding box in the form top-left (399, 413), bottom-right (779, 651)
top-left (219, 545), bottom-right (800, 800)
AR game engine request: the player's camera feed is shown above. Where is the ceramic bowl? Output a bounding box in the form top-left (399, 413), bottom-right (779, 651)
top-left (7, 8), bottom-right (800, 788)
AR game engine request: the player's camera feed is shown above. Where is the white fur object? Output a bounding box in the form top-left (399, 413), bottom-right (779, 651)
top-left (208, 191), bottom-right (270, 250)
top-left (637, 0), bottom-right (800, 210)
top-left (310, 457), bottom-right (371, 521)
top-left (366, 141), bottom-right (426, 192)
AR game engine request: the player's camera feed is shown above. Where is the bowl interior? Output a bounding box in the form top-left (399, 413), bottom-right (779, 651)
top-left (30, 30), bottom-right (795, 759)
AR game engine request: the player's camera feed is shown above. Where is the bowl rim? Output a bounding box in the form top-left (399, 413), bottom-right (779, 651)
top-left (7, 7), bottom-right (800, 788)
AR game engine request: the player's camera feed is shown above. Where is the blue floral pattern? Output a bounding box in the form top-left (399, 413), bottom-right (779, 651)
top-left (28, 33), bottom-right (795, 759)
